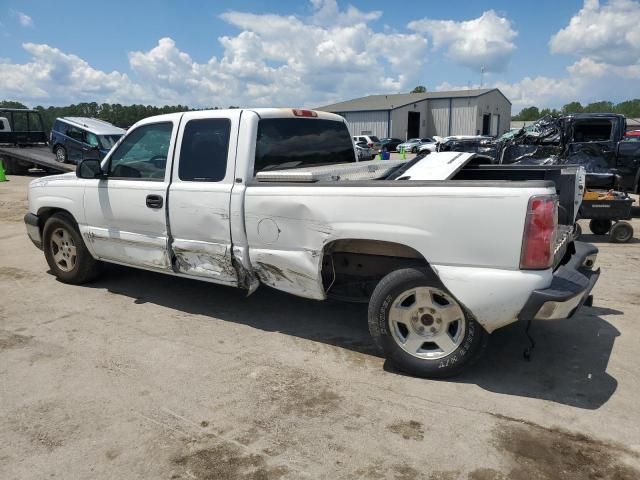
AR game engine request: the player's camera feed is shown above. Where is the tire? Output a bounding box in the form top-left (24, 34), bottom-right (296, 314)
top-left (610, 221), bottom-right (634, 243)
top-left (54, 146), bottom-right (67, 163)
top-left (411, 146), bottom-right (418, 153)
top-left (368, 267), bottom-right (488, 378)
top-left (589, 218), bottom-right (612, 235)
top-left (43, 213), bottom-right (101, 284)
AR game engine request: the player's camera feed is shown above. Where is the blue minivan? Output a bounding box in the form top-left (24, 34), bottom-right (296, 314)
top-left (50, 117), bottom-right (125, 164)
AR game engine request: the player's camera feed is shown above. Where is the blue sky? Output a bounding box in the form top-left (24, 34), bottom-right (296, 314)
top-left (1, 0), bottom-right (638, 111)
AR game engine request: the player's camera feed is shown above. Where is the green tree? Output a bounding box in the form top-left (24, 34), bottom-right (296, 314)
top-left (562, 101), bottom-right (583, 114)
top-left (584, 101), bottom-right (614, 113)
top-left (513, 106), bottom-right (540, 121)
top-left (614, 99), bottom-right (640, 117)
top-left (411, 85), bottom-right (427, 93)
top-left (0, 100), bottom-right (29, 109)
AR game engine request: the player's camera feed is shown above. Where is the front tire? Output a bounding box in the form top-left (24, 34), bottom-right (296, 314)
top-left (54, 146), bottom-right (67, 163)
top-left (43, 213), bottom-right (101, 284)
top-left (368, 268), bottom-right (488, 378)
top-left (411, 146), bottom-right (418, 153)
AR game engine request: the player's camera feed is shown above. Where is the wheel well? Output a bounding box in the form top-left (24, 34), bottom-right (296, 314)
top-left (37, 207), bottom-right (76, 234)
top-left (321, 239), bottom-right (436, 302)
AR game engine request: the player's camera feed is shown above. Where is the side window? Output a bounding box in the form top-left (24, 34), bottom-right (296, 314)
top-left (67, 126), bottom-right (84, 141)
top-left (108, 122), bottom-right (173, 180)
top-left (53, 120), bottom-right (66, 135)
top-left (178, 118), bottom-right (230, 182)
top-left (86, 132), bottom-right (100, 147)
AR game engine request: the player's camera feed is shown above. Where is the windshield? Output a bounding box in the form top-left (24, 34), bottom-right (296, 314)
top-left (98, 134), bottom-right (123, 150)
top-left (254, 118), bottom-right (355, 174)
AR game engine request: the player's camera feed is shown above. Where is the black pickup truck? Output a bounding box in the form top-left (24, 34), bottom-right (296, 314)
top-left (498, 113), bottom-right (640, 193)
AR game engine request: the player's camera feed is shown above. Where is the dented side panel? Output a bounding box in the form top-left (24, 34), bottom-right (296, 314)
top-left (172, 238), bottom-right (237, 284)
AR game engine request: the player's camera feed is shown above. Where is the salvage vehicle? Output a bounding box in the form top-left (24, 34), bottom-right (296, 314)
top-left (499, 113), bottom-right (640, 193)
top-left (24, 108), bottom-right (599, 378)
top-left (355, 141), bottom-right (375, 160)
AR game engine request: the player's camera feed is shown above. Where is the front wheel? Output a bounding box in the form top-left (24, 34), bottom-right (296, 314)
top-left (43, 213), bottom-right (101, 284)
top-left (411, 146), bottom-right (418, 153)
top-left (368, 268), bottom-right (488, 378)
top-left (54, 146), bottom-right (67, 163)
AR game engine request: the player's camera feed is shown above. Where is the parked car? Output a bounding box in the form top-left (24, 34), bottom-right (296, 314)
top-left (397, 138), bottom-right (434, 153)
top-left (379, 137), bottom-right (403, 152)
top-left (353, 135), bottom-right (381, 152)
top-left (355, 141), bottom-right (375, 160)
top-left (25, 108), bottom-right (598, 378)
top-left (417, 138), bottom-right (440, 153)
top-left (50, 117), bottom-right (125, 164)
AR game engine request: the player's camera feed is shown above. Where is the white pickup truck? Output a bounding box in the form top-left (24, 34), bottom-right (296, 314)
top-left (24, 108), bottom-right (600, 377)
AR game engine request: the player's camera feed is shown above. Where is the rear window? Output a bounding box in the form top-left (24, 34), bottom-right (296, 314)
top-left (369, 136), bottom-right (380, 142)
top-left (254, 118), bottom-right (355, 174)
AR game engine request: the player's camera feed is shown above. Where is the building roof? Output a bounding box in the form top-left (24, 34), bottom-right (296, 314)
top-left (60, 117), bottom-right (125, 135)
top-left (317, 88), bottom-right (509, 113)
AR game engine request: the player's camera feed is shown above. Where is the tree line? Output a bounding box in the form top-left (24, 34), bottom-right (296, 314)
top-left (0, 100), bottom-right (239, 132)
top-left (513, 99), bottom-right (640, 121)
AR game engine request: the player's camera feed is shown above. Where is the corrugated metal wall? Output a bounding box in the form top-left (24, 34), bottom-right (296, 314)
top-left (450, 98), bottom-right (477, 136)
top-left (341, 111), bottom-right (389, 138)
top-left (429, 99), bottom-right (450, 137)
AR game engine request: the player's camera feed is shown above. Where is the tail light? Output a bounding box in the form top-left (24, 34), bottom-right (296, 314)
top-left (520, 195), bottom-right (557, 269)
top-left (367, 142), bottom-right (373, 147)
top-left (292, 109), bottom-right (317, 117)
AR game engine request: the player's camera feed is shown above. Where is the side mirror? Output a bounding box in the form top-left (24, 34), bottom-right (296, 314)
top-left (77, 159), bottom-right (105, 179)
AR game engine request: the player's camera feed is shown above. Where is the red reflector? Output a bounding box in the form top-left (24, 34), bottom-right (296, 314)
top-left (520, 195), bottom-right (557, 270)
top-left (292, 109), bottom-right (317, 117)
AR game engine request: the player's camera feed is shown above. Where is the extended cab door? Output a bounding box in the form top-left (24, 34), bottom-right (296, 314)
top-left (167, 110), bottom-right (240, 285)
top-left (82, 118), bottom-right (178, 271)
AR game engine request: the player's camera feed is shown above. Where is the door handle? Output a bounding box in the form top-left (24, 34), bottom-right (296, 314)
top-left (146, 194), bottom-right (163, 209)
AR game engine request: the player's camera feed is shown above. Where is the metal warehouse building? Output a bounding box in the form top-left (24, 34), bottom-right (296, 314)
top-left (317, 88), bottom-right (511, 140)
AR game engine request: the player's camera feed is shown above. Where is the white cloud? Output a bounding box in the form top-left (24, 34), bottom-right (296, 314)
top-left (0, 43), bottom-right (145, 104)
top-left (11, 10), bottom-right (33, 27)
top-left (550, 0), bottom-right (640, 66)
top-left (408, 10), bottom-right (517, 72)
top-left (1, 1), bottom-right (427, 107)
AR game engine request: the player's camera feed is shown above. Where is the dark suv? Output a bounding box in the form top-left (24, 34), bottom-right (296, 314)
top-left (50, 117), bottom-right (125, 164)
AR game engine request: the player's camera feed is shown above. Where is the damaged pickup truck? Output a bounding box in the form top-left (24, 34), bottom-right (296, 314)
top-left (498, 113), bottom-right (640, 192)
top-left (24, 108), bottom-right (600, 378)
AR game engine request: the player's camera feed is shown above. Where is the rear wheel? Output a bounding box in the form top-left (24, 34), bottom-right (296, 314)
top-left (54, 146), bottom-right (67, 163)
top-left (43, 213), bottom-right (101, 284)
top-left (610, 221), bottom-right (634, 243)
top-left (368, 268), bottom-right (488, 378)
top-left (589, 218), bottom-right (612, 235)
top-left (411, 146), bottom-right (418, 153)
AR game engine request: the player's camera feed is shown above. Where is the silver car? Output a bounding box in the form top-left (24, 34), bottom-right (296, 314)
top-left (355, 141), bottom-right (375, 161)
top-left (397, 137), bottom-right (434, 153)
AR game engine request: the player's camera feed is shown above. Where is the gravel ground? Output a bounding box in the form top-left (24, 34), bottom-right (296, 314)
top-left (1, 173), bottom-right (640, 480)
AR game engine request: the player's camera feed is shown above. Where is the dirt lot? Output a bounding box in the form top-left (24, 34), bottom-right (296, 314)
top-left (1, 173), bottom-right (640, 479)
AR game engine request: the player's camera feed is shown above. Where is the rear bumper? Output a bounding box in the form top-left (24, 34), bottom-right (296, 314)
top-left (24, 212), bottom-right (42, 249)
top-left (519, 241), bottom-right (600, 321)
